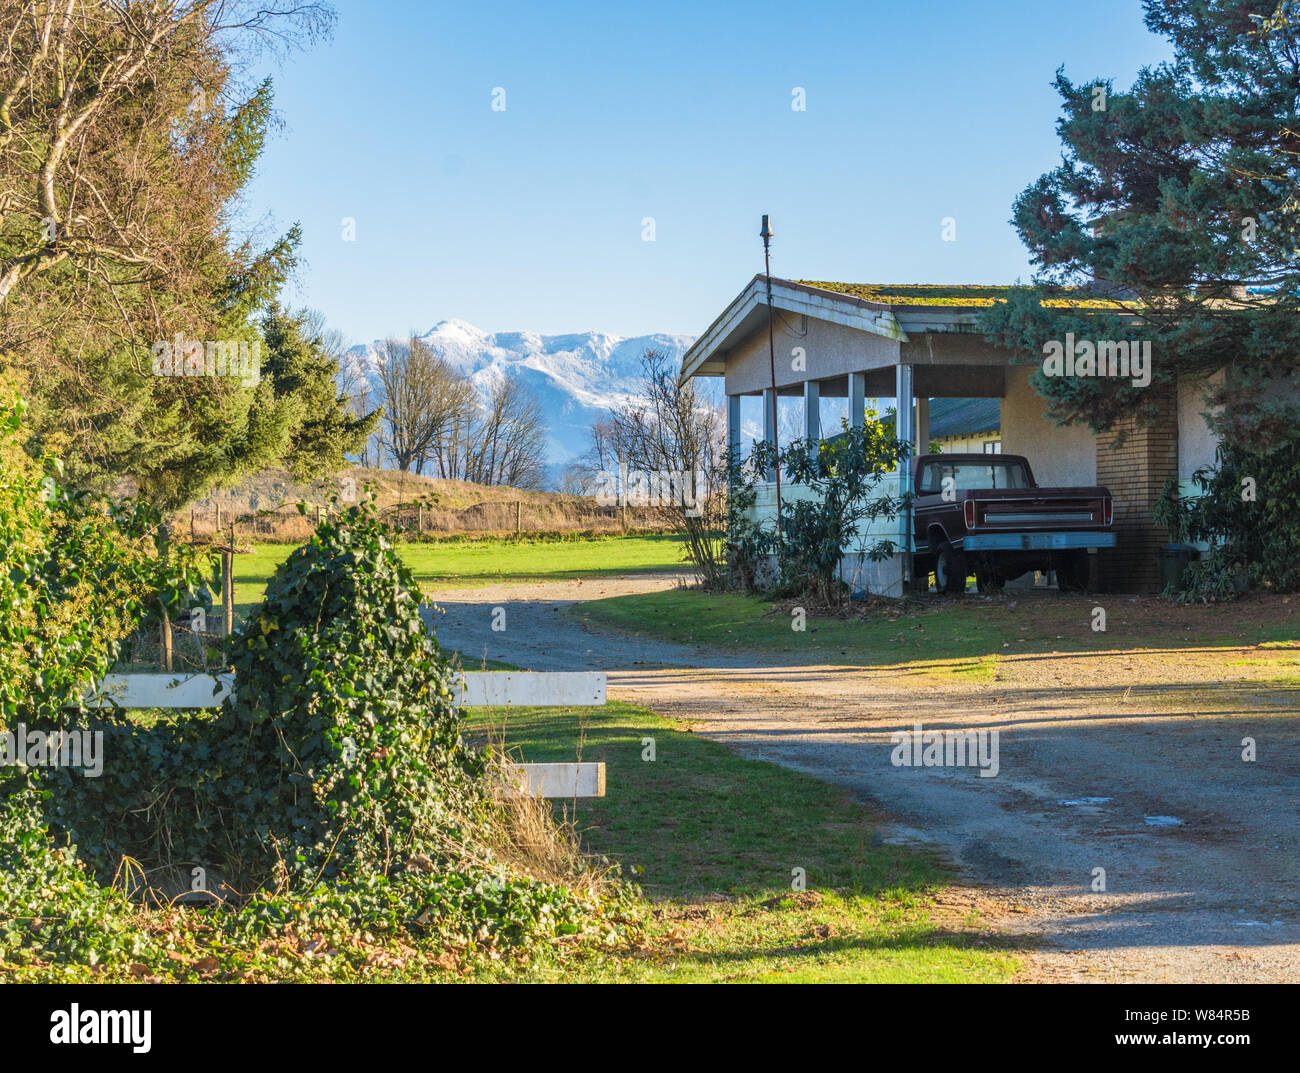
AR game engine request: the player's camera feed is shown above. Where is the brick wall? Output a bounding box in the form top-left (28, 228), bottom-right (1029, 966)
top-left (1095, 387), bottom-right (1178, 593)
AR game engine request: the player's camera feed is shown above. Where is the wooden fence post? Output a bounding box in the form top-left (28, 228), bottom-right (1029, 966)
top-left (222, 550), bottom-right (234, 637)
top-left (515, 500), bottom-right (521, 533)
top-left (160, 601), bottom-right (173, 673)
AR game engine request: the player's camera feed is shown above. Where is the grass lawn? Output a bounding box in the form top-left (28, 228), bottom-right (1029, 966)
top-left (229, 534), bottom-right (688, 614)
top-left (569, 588), bottom-right (1300, 668)
top-left (464, 701), bottom-right (1020, 982)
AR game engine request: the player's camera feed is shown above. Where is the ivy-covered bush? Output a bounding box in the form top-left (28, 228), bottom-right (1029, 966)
top-left (0, 390), bottom-right (635, 977)
top-left (1, 438), bottom-right (636, 976)
top-left (0, 395), bottom-right (176, 727)
top-left (214, 502), bottom-right (487, 885)
top-left (60, 503), bottom-right (554, 892)
top-left (1154, 440), bottom-right (1300, 601)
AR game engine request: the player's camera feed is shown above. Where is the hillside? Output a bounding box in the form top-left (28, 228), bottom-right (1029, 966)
top-left (179, 466), bottom-right (669, 542)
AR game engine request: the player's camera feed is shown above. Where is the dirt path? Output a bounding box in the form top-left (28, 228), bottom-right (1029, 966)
top-left (422, 574), bottom-right (1300, 983)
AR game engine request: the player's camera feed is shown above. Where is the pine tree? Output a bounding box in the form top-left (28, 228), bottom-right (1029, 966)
top-left (260, 306), bottom-right (379, 481)
top-left (980, 0), bottom-right (1300, 448)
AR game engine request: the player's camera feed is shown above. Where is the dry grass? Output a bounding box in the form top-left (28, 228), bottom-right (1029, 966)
top-left (173, 466), bottom-right (672, 543)
top-left (463, 710), bottom-right (617, 898)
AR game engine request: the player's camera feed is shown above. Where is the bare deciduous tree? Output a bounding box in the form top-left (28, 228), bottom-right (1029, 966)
top-left (376, 336), bottom-right (472, 474)
top-left (462, 376), bottom-right (547, 489)
top-left (581, 350), bottom-right (727, 582)
top-left (0, 0), bottom-right (333, 306)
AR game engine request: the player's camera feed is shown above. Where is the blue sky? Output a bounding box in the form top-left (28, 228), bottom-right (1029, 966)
top-left (244, 0), bottom-right (1170, 345)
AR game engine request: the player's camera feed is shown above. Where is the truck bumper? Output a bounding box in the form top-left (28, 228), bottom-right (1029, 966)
top-left (961, 531), bottom-right (1117, 552)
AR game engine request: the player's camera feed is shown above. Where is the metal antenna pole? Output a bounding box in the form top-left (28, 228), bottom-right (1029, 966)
top-left (761, 216), bottom-right (782, 541)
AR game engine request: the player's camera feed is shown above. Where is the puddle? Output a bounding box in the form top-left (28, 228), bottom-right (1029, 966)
top-left (1144, 815), bottom-right (1183, 827)
top-left (1059, 797), bottom-right (1112, 807)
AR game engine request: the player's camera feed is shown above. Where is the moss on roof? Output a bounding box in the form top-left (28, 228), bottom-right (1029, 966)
top-left (795, 280), bottom-right (1137, 311)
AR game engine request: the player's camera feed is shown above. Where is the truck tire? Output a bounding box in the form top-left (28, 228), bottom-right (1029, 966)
top-left (934, 541), bottom-right (967, 595)
top-left (1055, 550), bottom-right (1090, 592)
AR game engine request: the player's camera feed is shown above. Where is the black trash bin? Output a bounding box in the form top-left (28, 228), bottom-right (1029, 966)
top-left (1158, 544), bottom-right (1200, 593)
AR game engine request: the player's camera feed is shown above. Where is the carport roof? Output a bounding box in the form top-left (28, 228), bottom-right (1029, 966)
top-left (678, 276), bottom-right (1138, 384)
top-left (796, 281), bottom-right (1133, 310)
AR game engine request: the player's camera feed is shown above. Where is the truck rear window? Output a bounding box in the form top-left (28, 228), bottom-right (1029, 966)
top-left (919, 460), bottom-right (1030, 493)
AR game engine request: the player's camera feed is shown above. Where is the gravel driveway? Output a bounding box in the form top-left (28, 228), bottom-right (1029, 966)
top-left (422, 573), bottom-right (1300, 983)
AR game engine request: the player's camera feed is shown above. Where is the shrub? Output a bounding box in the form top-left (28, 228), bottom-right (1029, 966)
top-left (1154, 440), bottom-right (1300, 600)
top-left (3, 398), bottom-right (636, 976)
top-left (213, 501), bottom-right (487, 886)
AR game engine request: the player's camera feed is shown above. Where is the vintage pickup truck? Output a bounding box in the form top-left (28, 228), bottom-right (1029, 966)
top-left (910, 453), bottom-right (1116, 594)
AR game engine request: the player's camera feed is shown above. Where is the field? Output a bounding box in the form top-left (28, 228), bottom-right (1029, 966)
top-left (230, 534), bottom-right (688, 611)
top-left (185, 466), bottom-right (671, 543)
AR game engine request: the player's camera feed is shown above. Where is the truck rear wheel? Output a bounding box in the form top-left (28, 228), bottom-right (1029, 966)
top-left (934, 541), bottom-right (967, 595)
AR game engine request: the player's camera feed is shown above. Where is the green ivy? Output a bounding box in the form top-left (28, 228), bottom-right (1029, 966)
top-left (1, 402), bottom-right (636, 977)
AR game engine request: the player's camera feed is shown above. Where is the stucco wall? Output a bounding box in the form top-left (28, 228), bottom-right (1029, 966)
top-left (723, 318), bottom-right (900, 396)
top-left (1177, 373), bottom-right (1223, 483)
top-left (1000, 365), bottom-right (1098, 486)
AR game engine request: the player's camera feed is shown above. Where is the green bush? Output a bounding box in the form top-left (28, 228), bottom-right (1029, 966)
top-left (1154, 440), bottom-right (1300, 599)
top-left (743, 421), bottom-right (911, 604)
top-left (215, 501), bottom-right (486, 886)
top-left (2, 401), bottom-right (635, 978)
top-left (0, 396), bottom-right (154, 725)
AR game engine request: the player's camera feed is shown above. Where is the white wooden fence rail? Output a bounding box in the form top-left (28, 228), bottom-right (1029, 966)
top-left (72, 672), bottom-right (606, 799)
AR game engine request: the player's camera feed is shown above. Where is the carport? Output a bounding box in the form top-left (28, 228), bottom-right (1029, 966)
top-left (678, 277), bottom-right (1142, 594)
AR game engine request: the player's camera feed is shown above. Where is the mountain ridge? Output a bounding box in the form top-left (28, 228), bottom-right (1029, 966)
top-left (343, 320), bottom-right (699, 466)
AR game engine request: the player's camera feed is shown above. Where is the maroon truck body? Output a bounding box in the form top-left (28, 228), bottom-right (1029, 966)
top-left (910, 453), bottom-right (1116, 593)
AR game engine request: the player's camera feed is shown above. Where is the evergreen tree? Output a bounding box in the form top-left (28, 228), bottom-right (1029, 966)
top-left (0, 2), bottom-right (337, 508)
top-left (980, 0), bottom-right (1300, 448)
top-left (260, 306), bottom-right (379, 481)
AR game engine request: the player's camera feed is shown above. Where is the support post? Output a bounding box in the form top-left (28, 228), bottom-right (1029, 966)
top-left (916, 396), bottom-right (930, 457)
top-left (803, 380), bottom-right (820, 458)
top-left (896, 365), bottom-right (916, 571)
top-left (160, 602), bottom-right (173, 673)
top-left (762, 386), bottom-right (777, 481)
top-left (221, 551), bottom-right (234, 637)
top-left (850, 371), bottom-right (867, 430)
top-left (727, 394), bottom-right (742, 462)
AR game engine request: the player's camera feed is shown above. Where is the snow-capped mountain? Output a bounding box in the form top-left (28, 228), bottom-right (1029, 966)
top-left (343, 320), bottom-right (700, 468)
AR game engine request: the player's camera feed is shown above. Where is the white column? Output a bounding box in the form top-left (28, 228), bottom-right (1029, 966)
top-left (850, 371), bottom-right (866, 430)
top-left (803, 379), bottom-right (820, 456)
top-left (727, 394), bottom-right (742, 461)
top-left (762, 386), bottom-right (777, 481)
top-left (896, 365), bottom-right (915, 556)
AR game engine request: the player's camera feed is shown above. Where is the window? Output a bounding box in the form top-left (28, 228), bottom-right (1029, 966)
top-left (983, 440), bottom-right (1002, 455)
top-left (919, 458), bottom-right (1028, 494)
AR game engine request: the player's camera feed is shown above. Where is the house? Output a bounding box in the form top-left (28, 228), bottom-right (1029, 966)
top-left (928, 397), bottom-right (1001, 454)
top-left (678, 277), bottom-right (1224, 595)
